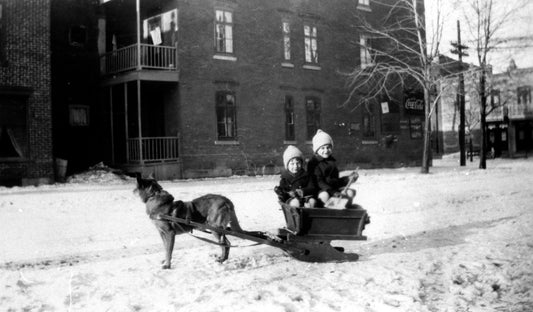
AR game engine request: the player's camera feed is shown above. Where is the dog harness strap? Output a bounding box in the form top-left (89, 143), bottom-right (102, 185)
top-left (172, 221), bottom-right (231, 247)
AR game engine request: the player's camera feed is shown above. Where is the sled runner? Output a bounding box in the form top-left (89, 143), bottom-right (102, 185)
top-left (159, 202), bottom-right (370, 262)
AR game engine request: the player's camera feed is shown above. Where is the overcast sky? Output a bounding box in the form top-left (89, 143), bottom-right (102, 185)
top-left (425, 0), bottom-right (533, 73)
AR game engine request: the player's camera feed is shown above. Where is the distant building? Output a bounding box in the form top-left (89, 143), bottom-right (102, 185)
top-left (433, 55), bottom-right (485, 155)
top-left (0, 0), bottom-right (54, 186)
top-left (434, 57), bottom-right (533, 158)
top-left (487, 61), bottom-right (533, 157)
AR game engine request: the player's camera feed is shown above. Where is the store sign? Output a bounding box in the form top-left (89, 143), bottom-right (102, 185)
top-left (404, 98), bottom-right (424, 111)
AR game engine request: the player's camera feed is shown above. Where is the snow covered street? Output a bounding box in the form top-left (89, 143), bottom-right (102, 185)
top-left (1, 157), bottom-right (532, 311)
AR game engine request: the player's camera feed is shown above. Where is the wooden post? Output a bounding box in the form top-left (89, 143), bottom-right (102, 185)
top-left (451, 20), bottom-right (469, 166)
top-left (137, 79), bottom-right (143, 164)
top-left (124, 83), bottom-right (129, 162)
top-left (109, 87), bottom-right (115, 164)
top-left (136, 0), bottom-right (141, 70)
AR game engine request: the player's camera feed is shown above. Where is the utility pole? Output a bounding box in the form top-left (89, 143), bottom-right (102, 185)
top-left (451, 20), bottom-right (469, 166)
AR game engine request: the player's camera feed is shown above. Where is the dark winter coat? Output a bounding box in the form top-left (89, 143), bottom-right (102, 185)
top-left (307, 155), bottom-right (349, 195)
top-left (275, 169), bottom-right (317, 202)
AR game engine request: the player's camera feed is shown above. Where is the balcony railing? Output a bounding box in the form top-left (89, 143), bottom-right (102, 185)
top-left (127, 136), bottom-right (179, 163)
top-left (508, 102), bottom-right (533, 119)
top-left (100, 44), bottom-right (178, 75)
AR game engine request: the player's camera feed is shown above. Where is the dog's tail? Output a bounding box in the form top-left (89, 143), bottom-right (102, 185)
top-left (226, 201), bottom-right (244, 232)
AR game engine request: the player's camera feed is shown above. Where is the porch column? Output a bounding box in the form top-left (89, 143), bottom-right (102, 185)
top-left (124, 83), bottom-right (129, 162)
top-left (137, 79), bottom-right (143, 164)
top-left (109, 87), bottom-right (115, 164)
top-left (136, 0), bottom-right (141, 70)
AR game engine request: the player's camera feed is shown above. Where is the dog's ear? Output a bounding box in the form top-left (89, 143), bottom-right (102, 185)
top-left (147, 172), bottom-right (155, 180)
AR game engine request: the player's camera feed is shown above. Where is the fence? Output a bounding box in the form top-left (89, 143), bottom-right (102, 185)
top-left (127, 136), bottom-right (179, 163)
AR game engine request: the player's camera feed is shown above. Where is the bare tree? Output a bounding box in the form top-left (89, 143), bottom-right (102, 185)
top-left (459, 0), bottom-right (528, 168)
top-left (343, 0), bottom-right (461, 173)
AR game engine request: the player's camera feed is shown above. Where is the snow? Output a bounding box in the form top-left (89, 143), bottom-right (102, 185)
top-left (1, 156), bottom-right (532, 311)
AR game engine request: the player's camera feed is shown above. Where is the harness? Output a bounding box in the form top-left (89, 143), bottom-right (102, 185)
top-left (149, 198), bottom-right (259, 248)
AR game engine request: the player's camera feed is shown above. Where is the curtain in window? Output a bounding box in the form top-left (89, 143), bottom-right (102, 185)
top-left (0, 126), bottom-right (23, 158)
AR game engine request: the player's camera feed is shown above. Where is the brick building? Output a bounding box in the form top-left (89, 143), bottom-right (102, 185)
top-left (0, 0), bottom-right (54, 186)
top-left (5, 0), bottom-right (425, 184)
top-left (85, 0), bottom-right (426, 180)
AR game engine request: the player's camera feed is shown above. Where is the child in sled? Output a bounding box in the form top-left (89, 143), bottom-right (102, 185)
top-left (274, 145), bottom-right (318, 208)
top-left (307, 129), bottom-right (357, 207)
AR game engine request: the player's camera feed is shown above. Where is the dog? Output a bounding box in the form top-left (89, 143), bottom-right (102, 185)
top-left (134, 174), bottom-right (243, 269)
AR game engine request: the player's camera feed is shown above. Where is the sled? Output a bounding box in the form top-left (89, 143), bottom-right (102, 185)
top-left (160, 202), bottom-right (370, 262)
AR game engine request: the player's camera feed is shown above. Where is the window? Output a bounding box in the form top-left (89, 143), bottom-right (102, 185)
top-left (491, 89), bottom-right (500, 108)
top-left (285, 96), bottom-right (295, 141)
top-left (282, 22), bottom-right (291, 61)
top-left (409, 116), bottom-right (423, 139)
top-left (357, 0), bottom-right (371, 12)
top-left (143, 9), bottom-right (178, 46)
top-left (69, 105), bottom-right (89, 127)
top-left (304, 25), bottom-right (318, 64)
top-left (69, 25), bottom-right (88, 47)
top-left (216, 91), bottom-right (237, 140)
top-left (362, 103), bottom-right (375, 138)
top-left (305, 97), bottom-right (321, 140)
top-left (360, 34), bottom-right (375, 68)
top-left (517, 86), bottom-right (531, 105)
top-left (215, 10), bottom-right (233, 54)
top-left (0, 96), bottom-right (27, 159)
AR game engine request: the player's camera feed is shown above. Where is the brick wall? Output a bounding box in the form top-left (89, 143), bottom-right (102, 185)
top-left (0, 0), bottom-right (53, 184)
top-left (177, 0), bottom-right (423, 175)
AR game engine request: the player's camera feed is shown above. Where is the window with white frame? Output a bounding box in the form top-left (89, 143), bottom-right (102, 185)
top-left (304, 25), bottom-right (318, 64)
top-left (357, 0), bottom-right (371, 11)
top-left (215, 10), bottom-right (233, 54)
top-left (282, 22), bottom-right (291, 61)
top-left (360, 34), bottom-right (375, 68)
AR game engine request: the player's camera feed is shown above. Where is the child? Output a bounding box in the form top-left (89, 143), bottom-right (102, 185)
top-left (274, 145), bottom-right (317, 208)
top-left (307, 129), bottom-right (357, 207)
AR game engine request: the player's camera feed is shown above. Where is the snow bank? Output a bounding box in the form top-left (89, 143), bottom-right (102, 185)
top-left (0, 157), bottom-right (532, 311)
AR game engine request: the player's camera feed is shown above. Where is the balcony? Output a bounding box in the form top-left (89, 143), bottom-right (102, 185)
top-left (100, 44), bottom-right (178, 76)
top-left (127, 136), bottom-right (179, 164)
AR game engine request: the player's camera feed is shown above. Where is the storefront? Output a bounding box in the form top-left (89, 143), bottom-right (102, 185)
top-left (487, 122), bottom-right (508, 157)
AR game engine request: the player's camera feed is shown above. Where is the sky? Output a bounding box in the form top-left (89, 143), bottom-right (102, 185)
top-left (425, 0), bottom-right (533, 73)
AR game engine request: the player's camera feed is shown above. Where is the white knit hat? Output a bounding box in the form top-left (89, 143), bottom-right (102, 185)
top-left (312, 129), bottom-right (333, 153)
top-left (283, 145), bottom-right (304, 169)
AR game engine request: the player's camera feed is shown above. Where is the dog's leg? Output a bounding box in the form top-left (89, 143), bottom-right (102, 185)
top-left (212, 232), bottom-right (230, 263)
top-left (159, 231), bottom-right (175, 269)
